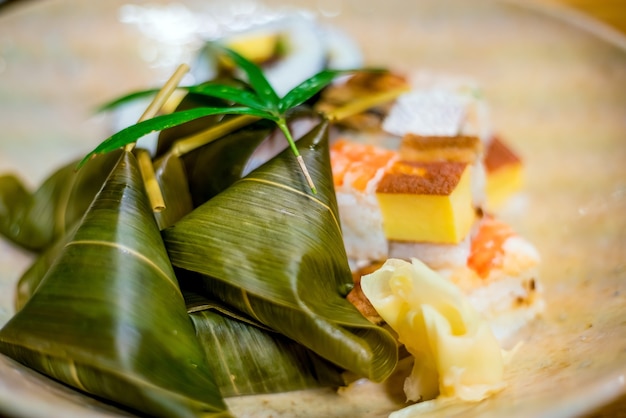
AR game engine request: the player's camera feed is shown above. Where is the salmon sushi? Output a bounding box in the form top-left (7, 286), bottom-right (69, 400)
top-left (331, 139), bottom-right (399, 268)
top-left (330, 139), bottom-right (477, 270)
top-left (331, 139), bottom-right (543, 341)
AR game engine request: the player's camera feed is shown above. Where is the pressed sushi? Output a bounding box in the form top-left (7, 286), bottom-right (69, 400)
top-left (331, 137), bottom-right (542, 341)
top-left (322, 67), bottom-right (541, 343)
top-left (483, 135), bottom-right (524, 210)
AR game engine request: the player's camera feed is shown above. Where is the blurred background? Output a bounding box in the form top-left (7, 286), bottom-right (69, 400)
top-left (549, 0), bottom-right (625, 34)
top-left (1, 0), bottom-right (625, 34)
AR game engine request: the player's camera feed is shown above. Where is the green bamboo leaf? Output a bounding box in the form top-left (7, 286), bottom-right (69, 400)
top-left (180, 118), bottom-right (276, 206)
top-left (0, 173), bottom-right (62, 251)
top-left (77, 106), bottom-right (276, 169)
top-left (81, 47), bottom-right (358, 194)
top-left (184, 290), bottom-right (268, 327)
top-left (0, 151), bottom-right (231, 418)
top-left (278, 69), bottom-right (356, 113)
top-left (159, 104), bottom-right (319, 207)
top-left (186, 292), bottom-right (344, 397)
top-left (14, 223), bottom-right (79, 311)
top-left (219, 46), bottom-right (280, 113)
top-left (192, 310), bottom-right (344, 396)
top-left (155, 91), bottom-right (230, 157)
top-left (14, 253), bottom-right (48, 312)
top-left (0, 151), bottom-right (120, 252)
top-left (163, 120), bottom-right (398, 382)
top-left (187, 83), bottom-right (267, 111)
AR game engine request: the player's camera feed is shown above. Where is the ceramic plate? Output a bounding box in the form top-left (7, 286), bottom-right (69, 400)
top-left (0, 0), bottom-right (625, 417)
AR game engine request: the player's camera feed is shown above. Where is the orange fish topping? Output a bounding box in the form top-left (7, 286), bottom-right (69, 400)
top-left (330, 139), bottom-right (398, 192)
top-left (468, 216), bottom-right (516, 278)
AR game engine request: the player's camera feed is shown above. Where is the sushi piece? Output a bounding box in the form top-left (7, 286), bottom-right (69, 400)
top-left (398, 133), bottom-right (487, 208)
top-left (399, 134), bottom-right (482, 164)
top-left (330, 139), bottom-right (477, 270)
top-left (348, 216), bottom-right (543, 343)
top-left (483, 135), bottom-right (524, 210)
top-left (331, 139), bottom-right (399, 267)
top-left (318, 67), bottom-right (543, 340)
top-left (330, 138), bottom-right (542, 341)
top-left (445, 216), bottom-right (543, 341)
top-left (316, 71), bottom-right (411, 131)
top-left (381, 72), bottom-right (493, 144)
top-left (376, 160), bottom-right (476, 244)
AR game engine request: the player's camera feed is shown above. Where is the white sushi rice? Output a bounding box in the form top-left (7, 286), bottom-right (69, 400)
top-left (332, 69), bottom-right (543, 341)
top-left (442, 235), bottom-right (543, 342)
top-left (337, 191), bottom-right (389, 271)
top-left (388, 235), bottom-right (471, 271)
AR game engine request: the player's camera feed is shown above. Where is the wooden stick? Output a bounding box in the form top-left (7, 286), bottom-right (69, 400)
top-left (136, 149), bottom-right (166, 211)
top-left (125, 64), bottom-right (190, 212)
top-left (171, 115), bottom-right (260, 157)
top-left (138, 64), bottom-right (190, 123)
top-left (124, 63), bottom-right (190, 152)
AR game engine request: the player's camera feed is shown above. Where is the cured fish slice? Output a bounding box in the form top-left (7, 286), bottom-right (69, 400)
top-left (330, 139), bottom-right (399, 267)
top-left (330, 139), bottom-right (477, 269)
top-left (385, 71), bottom-right (493, 144)
top-left (447, 216), bottom-right (543, 341)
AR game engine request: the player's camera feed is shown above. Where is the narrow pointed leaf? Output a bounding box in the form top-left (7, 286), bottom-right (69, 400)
top-left (219, 47), bottom-right (280, 112)
top-left (0, 151), bottom-right (231, 418)
top-left (77, 107), bottom-right (276, 169)
top-left (163, 121), bottom-right (398, 382)
top-left (187, 83), bottom-right (267, 111)
top-left (155, 92), bottom-right (230, 157)
top-left (278, 69), bottom-right (356, 113)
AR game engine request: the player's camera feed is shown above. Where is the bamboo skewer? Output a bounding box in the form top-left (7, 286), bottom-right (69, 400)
top-left (135, 148), bottom-right (165, 212)
top-left (124, 63), bottom-right (190, 212)
top-left (171, 115), bottom-right (260, 158)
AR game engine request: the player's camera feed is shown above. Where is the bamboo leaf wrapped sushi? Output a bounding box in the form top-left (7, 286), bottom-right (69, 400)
top-left (0, 151), bottom-right (231, 418)
top-left (163, 120), bottom-right (399, 383)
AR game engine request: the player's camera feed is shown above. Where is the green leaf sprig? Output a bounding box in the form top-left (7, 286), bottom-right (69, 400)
top-left (79, 46), bottom-right (360, 194)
